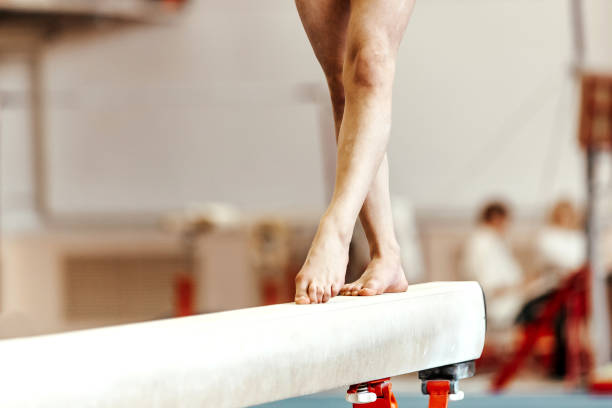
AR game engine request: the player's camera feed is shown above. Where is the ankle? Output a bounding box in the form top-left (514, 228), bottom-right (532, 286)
top-left (369, 241), bottom-right (401, 260)
top-left (319, 212), bottom-right (354, 247)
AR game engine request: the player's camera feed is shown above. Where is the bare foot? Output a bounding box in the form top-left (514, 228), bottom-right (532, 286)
top-left (294, 218), bottom-right (350, 304)
top-left (340, 252), bottom-right (408, 296)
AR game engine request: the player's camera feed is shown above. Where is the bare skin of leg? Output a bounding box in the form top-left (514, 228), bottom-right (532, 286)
top-left (343, 156), bottom-right (408, 296)
top-left (294, 0), bottom-right (414, 304)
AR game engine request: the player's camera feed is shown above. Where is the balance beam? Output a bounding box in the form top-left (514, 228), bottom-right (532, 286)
top-left (0, 281), bottom-right (485, 407)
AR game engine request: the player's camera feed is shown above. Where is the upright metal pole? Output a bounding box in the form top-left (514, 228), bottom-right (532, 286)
top-left (572, 0), bottom-right (612, 365)
top-left (570, 0), bottom-right (585, 71)
top-left (585, 148), bottom-right (612, 365)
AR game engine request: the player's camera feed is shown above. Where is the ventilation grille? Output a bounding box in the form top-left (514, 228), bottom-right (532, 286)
top-left (64, 254), bottom-right (190, 321)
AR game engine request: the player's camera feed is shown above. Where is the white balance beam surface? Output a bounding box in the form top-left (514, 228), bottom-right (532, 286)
top-left (0, 281), bottom-right (486, 407)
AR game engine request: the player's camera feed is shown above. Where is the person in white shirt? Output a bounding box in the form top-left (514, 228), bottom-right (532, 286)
top-left (535, 200), bottom-right (585, 292)
top-left (515, 199), bottom-right (585, 378)
top-left (462, 202), bottom-right (525, 329)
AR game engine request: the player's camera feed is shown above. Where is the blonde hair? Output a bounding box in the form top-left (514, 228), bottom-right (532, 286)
top-left (549, 200), bottom-right (581, 229)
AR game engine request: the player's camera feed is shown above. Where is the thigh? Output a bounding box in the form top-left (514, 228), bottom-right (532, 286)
top-left (346, 0), bottom-right (415, 58)
top-left (295, 0), bottom-right (350, 77)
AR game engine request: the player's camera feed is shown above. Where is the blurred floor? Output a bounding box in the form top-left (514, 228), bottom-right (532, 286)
top-left (256, 374), bottom-right (612, 407)
top-left (257, 394), bottom-right (612, 408)
top-left (391, 372), bottom-right (566, 394)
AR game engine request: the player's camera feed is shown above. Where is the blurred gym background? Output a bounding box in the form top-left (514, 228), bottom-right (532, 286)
top-left (1, 0), bottom-right (612, 403)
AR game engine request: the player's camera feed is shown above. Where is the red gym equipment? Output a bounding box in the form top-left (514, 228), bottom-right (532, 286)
top-left (346, 361), bottom-right (474, 408)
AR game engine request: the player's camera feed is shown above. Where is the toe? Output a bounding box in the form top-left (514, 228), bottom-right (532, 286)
top-left (340, 284), bottom-right (352, 295)
top-left (295, 296), bottom-right (310, 304)
top-left (358, 287), bottom-right (378, 296)
top-left (308, 283), bottom-right (319, 304)
top-left (322, 286), bottom-right (332, 303)
top-left (316, 286), bottom-right (324, 303)
top-left (294, 274), bottom-right (310, 304)
top-left (359, 279), bottom-right (383, 296)
top-left (331, 283), bottom-right (340, 297)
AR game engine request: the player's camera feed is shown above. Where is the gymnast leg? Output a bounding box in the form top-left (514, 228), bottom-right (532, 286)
top-left (294, 0), bottom-right (415, 304)
top-left (294, 0), bottom-right (408, 300)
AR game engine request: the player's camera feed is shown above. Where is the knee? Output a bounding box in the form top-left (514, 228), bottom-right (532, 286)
top-left (346, 45), bottom-right (394, 90)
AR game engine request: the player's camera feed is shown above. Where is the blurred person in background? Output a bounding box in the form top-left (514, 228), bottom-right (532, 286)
top-left (535, 199), bottom-right (585, 288)
top-left (514, 199), bottom-right (585, 378)
top-left (462, 201), bottom-right (527, 330)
